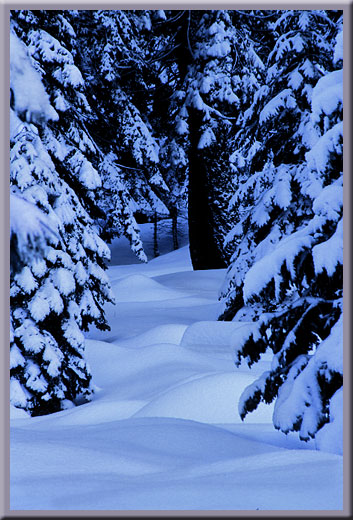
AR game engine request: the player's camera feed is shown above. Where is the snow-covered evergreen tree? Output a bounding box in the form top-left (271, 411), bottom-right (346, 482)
top-left (219, 11), bottom-right (343, 449)
top-left (72, 9), bottom-right (175, 234)
top-left (9, 9), bottom-right (191, 414)
top-left (173, 10), bottom-right (275, 269)
top-left (10, 11), bottom-right (114, 415)
top-left (220, 10), bottom-right (340, 293)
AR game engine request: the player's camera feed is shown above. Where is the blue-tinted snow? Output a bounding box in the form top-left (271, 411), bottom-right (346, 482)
top-left (10, 222), bottom-right (343, 510)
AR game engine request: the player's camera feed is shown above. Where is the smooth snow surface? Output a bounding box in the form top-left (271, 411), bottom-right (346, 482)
top-left (10, 224), bottom-right (343, 511)
top-left (112, 274), bottom-right (188, 302)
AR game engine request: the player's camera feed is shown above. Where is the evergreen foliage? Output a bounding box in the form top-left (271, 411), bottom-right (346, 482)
top-left (10, 11), bottom-right (114, 415)
top-left (72, 10), bottom-right (186, 237)
top-left (10, 8), bottom-right (343, 447)
top-left (174, 10), bottom-right (278, 269)
top-left (219, 11), bottom-right (343, 446)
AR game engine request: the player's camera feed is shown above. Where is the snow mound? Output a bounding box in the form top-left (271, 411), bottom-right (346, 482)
top-left (11, 225), bottom-right (343, 510)
top-left (114, 324), bottom-right (188, 348)
top-left (187, 449), bottom-right (341, 479)
top-left (11, 417), bottom-right (277, 482)
top-left (10, 404), bottom-right (30, 419)
top-left (180, 320), bottom-right (251, 355)
top-left (85, 339), bottom-right (222, 392)
top-left (134, 372), bottom-right (274, 424)
top-left (112, 274), bottom-right (187, 302)
top-left (24, 399), bottom-right (148, 427)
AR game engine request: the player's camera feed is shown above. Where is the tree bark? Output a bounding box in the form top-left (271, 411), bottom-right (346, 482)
top-left (171, 206), bottom-right (179, 250)
top-left (187, 107), bottom-right (227, 270)
top-left (153, 211), bottom-right (159, 257)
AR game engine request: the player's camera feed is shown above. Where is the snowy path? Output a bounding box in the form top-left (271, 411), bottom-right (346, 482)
top-left (10, 237), bottom-right (343, 511)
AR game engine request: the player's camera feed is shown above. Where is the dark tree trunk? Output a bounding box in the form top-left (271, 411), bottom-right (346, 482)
top-left (153, 211), bottom-right (159, 257)
top-left (171, 206), bottom-right (179, 250)
top-left (187, 107), bottom-right (227, 270)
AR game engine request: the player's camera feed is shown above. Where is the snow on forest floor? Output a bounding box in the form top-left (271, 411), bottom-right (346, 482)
top-left (10, 221), bottom-right (343, 511)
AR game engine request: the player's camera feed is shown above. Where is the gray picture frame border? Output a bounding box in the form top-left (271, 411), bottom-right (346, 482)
top-left (1, 1), bottom-right (351, 517)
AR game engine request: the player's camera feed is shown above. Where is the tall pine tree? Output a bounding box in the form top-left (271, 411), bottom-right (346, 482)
top-left (10, 10), bottom-right (115, 415)
top-left (219, 11), bottom-right (343, 448)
